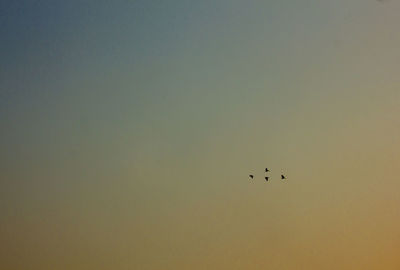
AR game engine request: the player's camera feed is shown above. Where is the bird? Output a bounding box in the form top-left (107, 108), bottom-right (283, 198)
top-left (265, 168), bottom-right (269, 172)
top-left (265, 176), bottom-right (269, 181)
top-left (281, 174), bottom-right (286, 180)
top-left (249, 175), bottom-right (254, 179)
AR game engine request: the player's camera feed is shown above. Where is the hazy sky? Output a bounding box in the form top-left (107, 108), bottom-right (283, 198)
top-left (1, 1), bottom-right (400, 269)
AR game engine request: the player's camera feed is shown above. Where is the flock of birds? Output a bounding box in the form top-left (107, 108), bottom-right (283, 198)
top-left (249, 168), bottom-right (286, 182)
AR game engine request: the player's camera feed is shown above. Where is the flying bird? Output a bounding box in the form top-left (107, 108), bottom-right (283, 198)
top-left (281, 174), bottom-right (286, 180)
top-left (265, 176), bottom-right (269, 181)
top-left (249, 175), bottom-right (254, 179)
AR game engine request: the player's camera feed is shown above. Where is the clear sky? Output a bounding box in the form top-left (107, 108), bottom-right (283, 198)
top-left (1, 0), bottom-right (400, 269)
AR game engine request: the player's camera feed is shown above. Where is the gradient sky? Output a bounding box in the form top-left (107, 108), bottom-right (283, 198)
top-left (1, 0), bottom-right (400, 269)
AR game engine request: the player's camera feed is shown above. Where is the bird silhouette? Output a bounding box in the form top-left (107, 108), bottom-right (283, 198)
top-left (281, 174), bottom-right (286, 180)
top-left (265, 168), bottom-right (269, 172)
top-left (265, 176), bottom-right (269, 181)
top-left (249, 175), bottom-right (254, 179)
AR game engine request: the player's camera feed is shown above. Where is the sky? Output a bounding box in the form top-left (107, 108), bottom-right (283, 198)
top-left (1, 0), bottom-right (400, 269)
